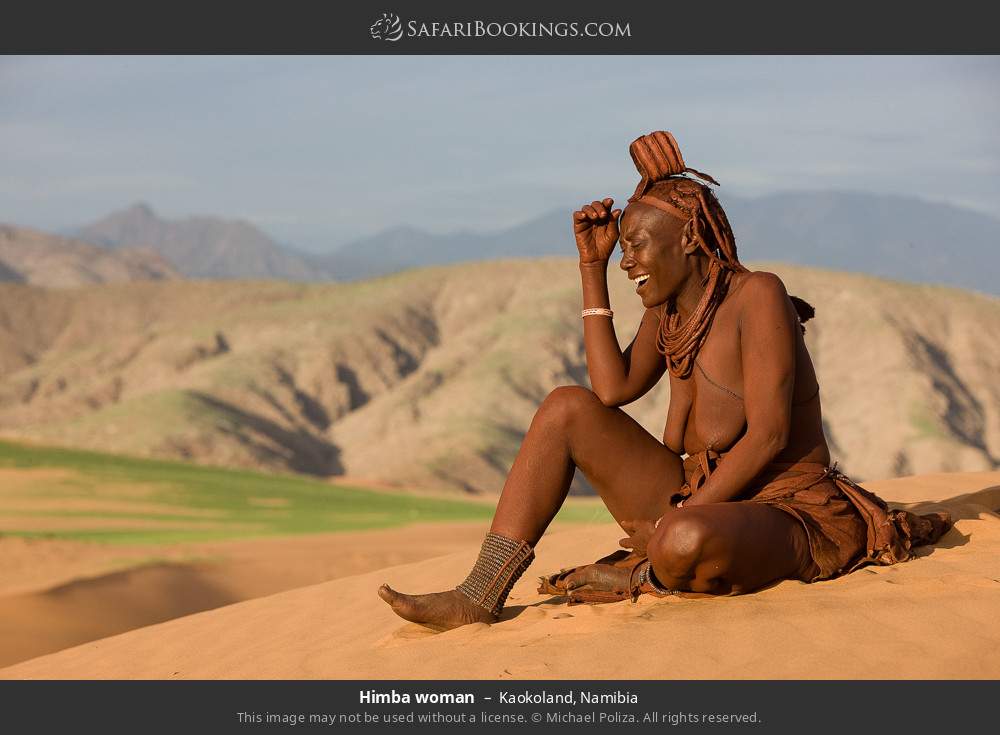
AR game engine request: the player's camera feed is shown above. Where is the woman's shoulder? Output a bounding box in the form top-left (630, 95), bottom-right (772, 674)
top-left (735, 269), bottom-right (789, 298)
top-left (729, 270), bottom-right (798, 327)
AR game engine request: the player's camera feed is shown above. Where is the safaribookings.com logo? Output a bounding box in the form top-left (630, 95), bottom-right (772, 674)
top-left (369, 12), bottom-right (631, 41)
top-left (370, 12), bottom-right (404, 41)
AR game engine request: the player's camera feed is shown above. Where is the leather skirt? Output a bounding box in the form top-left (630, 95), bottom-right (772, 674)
top-left (672, 450), bottom-right (950, 582)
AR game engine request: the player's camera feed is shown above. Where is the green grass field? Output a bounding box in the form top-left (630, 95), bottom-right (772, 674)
top-left (0, 440), bottom-right (611, 545)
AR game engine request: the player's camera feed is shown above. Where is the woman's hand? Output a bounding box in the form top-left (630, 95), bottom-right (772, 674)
top-left (618, 518), bottom-right (658, 557)
top-left (574, 197), bottom-right (622, 266)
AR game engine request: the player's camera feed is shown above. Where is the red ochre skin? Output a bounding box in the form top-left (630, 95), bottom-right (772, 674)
top-left (379, 195), bottom-right (829, 629)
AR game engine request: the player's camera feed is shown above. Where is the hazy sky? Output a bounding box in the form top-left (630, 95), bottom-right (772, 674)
top-left (1, 56), bottom-right (997, 252)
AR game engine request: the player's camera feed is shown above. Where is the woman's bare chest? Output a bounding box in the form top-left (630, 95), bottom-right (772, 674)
top-left (679, 311), bottom-right (748, 453)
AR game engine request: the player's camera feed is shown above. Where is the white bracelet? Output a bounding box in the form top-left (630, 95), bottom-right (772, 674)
top-left (581, 308), bottom-right (614, 318)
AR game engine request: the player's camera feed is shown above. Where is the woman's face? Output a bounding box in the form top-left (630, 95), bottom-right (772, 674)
top-left (618, 203), bottom-right (690, 309)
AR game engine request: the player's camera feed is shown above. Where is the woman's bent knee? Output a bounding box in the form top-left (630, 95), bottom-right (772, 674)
top-left (536, 386), bottom-right (603, 432)
top-left (649, 514), bottom-right (714, 580)
top-left (543, 385), bottom-right (601, 406)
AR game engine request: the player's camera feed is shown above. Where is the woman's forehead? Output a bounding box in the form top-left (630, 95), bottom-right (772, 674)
top-left (621, 203), bottom-right (671, 235)
top-left (621, 204), bottom-right (653, 228)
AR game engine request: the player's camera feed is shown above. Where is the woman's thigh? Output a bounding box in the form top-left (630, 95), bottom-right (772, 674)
top-left (650, 501), bottom-right (815, 594)
top-left (563, 390), bottom-right (685, 524)
top-left (493, 387), bottom-right (685, 543)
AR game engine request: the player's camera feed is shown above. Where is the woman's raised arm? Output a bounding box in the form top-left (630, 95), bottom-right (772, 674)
top-left (575, 198), bottom-right (666, 407)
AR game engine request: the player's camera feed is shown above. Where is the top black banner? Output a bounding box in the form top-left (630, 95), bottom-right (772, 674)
top-left (4, 0), bottom-right (999, 54)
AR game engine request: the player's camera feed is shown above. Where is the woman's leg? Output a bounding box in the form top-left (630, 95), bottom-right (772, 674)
top-left (378, 386), bottom-right (685, 628)
top-left (647, 503), bottom-right (815, 594)
top-left (561, 502), bottom-right (815, 596)
top-left (491, 385), bottom-right (685, 543)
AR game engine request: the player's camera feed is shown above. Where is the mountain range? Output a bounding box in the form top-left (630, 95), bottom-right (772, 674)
top-left (0, 259), bottom-right (996, 494)
top-left (75, 203), bottom-right (320, 281)
top-left (67, 193), bottom-right (1000, 294)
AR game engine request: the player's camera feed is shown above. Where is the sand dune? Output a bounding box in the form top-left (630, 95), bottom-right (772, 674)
top-left (0, 523), bottom-right (491, 669)
top-left (3, 471), bottom-right (998, 680)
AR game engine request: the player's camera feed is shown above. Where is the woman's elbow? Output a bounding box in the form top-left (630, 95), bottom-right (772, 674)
top-left (749, 425), bottom-right (790, 460)
top-left (592, 387), bottom-right (625, 407)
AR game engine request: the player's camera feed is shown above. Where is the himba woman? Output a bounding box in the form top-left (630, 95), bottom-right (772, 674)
top-left (378, 131), bottom-right (951, 629)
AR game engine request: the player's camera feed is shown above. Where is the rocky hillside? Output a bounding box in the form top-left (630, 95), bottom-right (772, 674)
top-left (0, 260), bottom-right (996, 493)
top-left (0, 225), bottom-right (178, 288)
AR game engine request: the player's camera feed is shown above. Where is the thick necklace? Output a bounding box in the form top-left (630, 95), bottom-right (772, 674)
top-left (656, 260), bottom-right (732, 379)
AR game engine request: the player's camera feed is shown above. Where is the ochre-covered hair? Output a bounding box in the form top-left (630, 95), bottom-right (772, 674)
top-left (625, 131), bottom-right (813, 378)
top-left (641, 177), bottom-right (745, 274)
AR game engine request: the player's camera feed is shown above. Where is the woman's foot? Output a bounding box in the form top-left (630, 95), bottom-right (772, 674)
top-left (561, 563), bottom-right (633, 594)
top-left (377, 585), bottom-right (497, 630)
top-left (539, 549), bottom-right (642, 596)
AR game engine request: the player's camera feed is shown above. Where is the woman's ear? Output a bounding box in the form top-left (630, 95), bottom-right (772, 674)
top-left (681, 231), bottom-right (700, 256)
top-left (680, 215), bottom-right (704, 255)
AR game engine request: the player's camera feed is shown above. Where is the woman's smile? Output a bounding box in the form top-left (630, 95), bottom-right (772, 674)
top-left (631, 273), bottom-right (650, 293)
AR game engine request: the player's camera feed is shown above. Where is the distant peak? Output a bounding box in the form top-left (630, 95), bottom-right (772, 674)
top-left (383, 224), bottom-right (425, 237)
top-left (123, 202), bottom-right (157, 219)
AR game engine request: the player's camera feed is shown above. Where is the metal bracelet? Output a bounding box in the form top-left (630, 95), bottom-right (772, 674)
top-left (640, 560), bottom-right (674, 595)
top-left (456, 532), bottom-right (535, 616)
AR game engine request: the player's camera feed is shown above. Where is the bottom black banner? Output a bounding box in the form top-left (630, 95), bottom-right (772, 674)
top-left (1, 680), bottom-right (993, 733)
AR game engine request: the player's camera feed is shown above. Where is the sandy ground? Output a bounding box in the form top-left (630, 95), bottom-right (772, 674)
top-left (2, 471), bottom-right (998, 680)
top-left (0, 523), bottom-right (492, 668)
